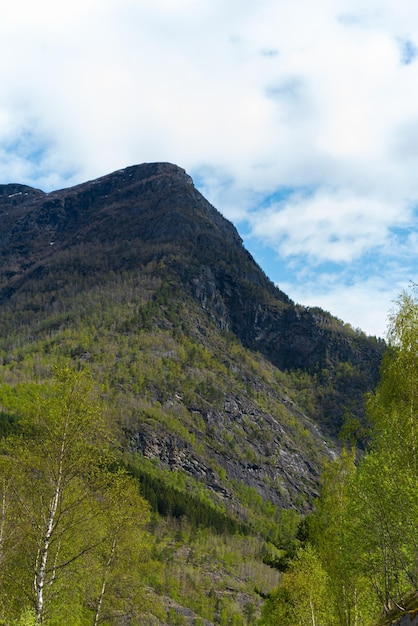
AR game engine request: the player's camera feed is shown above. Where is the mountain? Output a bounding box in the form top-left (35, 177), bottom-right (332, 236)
top-left (0, 163), bottom-right (384, 509)
top-left (0, 162), bottom-right (387, 623)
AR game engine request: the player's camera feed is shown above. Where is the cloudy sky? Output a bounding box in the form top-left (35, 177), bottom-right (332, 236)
top-left (2, 0), bottom-right (418, 338)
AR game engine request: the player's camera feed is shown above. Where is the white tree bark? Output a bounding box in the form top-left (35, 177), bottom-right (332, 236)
top-left (35, 417), bottom-right (68, 623)
top-left (93, 537), bottom-right (117, 626)
top-left (0, 479), bottom-right (7, 560)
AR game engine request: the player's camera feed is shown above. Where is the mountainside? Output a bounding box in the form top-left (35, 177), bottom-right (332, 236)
top-left (0, 162), bottom-right (387, 624)
top-left (0, 163), bottom-right (384, 508)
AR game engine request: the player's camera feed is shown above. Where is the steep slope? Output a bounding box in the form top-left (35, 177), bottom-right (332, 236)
top-left (0, 163), bottom-right (384, 514)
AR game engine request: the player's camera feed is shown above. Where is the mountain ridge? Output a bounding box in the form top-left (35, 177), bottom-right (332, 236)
top-left (0, 162), bottom-right (384, 511)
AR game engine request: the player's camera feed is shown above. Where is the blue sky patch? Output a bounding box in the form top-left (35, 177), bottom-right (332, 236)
top-left (399, 39), bottom-right (417, 65)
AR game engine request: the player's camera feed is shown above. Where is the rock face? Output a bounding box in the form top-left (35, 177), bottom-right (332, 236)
top-left (0, 163), bottom-right (385, 507)
top-left (379, 594), bottom-right (418, 626)
top-left (126, 390), bottom-right (325, 508)
top-left (392, 613), bottom-right (418, 625)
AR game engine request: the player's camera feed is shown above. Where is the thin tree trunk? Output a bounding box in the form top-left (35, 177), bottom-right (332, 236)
top-left (35, 481), bottom-right (61, 622)
top-left (0, 479), bottom-right (7, 560)
top-left (93, 536), bottom-right (117, 626)
top-left (310, 598), bottom-right (316, 626)
top-left (35, 418), bottom-right (68, 623)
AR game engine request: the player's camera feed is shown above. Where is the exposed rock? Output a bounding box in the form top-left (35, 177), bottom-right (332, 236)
top-left (391, 613), bottom-right (418, 626)
top-left (126, 386), bottom-right (331, 510)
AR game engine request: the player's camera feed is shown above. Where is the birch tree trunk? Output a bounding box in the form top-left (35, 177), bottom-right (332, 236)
top-left (0, 479), bottom-right (7, 562)
top-left (34, 402), bottom-right (68, 623)
top-left (0, 367), bottom-right (152, 623)
top-left (93, 537), bottom-right (117, 626)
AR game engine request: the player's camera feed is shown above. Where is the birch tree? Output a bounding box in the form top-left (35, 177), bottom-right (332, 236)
top-left (350, 289), bottom-right (418, 616)
top-left (311, 449), bottom-right (378, 626)
top-left (281, 544), bottom-right (334, 626)
top-left (0, 367), bottom-right (152, 624)
top-left (88, 470), bottom-right (153, 626)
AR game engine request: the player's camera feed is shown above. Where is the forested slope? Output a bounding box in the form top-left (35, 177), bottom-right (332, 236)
top-left (0, 163), bottom-right (387, 624)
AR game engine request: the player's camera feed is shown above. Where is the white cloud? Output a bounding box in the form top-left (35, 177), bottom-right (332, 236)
top-left (280, 277), bottom-right (400, 339)
top-left (249, 190), bottom-right (412, 263)
top-left (2, 0), bottom-right (418, 334)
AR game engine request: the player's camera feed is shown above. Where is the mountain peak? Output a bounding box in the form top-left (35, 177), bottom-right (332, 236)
top-left (58, 161), bottom-right (194, 195)
top-left (0, 161), bottom-right (242, 272)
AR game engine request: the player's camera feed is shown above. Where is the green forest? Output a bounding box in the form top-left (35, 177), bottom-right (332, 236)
top-left (0, 289), bottom-right (417, 625)
top-left (260, 290), bottom-right (418, 626)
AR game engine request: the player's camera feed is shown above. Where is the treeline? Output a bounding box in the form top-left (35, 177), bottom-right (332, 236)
top-left (260, 289), bottom-right (418, 626)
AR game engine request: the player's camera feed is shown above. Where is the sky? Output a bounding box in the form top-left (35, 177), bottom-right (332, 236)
top-left (1, 1), bottom-right (418, 338)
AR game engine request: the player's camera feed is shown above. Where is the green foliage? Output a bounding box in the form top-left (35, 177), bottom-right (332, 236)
top-left (0, 226), bottom-right (383, 624)
top-left (0, 368), bottom-right (155, 625)
top-left (230, 480), bottom-right (297, 546)
top-left (262, 288), bottom-right (418, 625)
top-left (259, 587), bottom-right (295, 625)
top-left (11, 608), bottom-right (37, 626)
top-left (0, 410), bottom-right (20, 437)
top-left (151, 519), bottom-right (280, 625)
top-left (259, 544), bottom-right (335, 626)
top-left (125, 456), bottom-right (246, 534)
top-left (350, 289), bottom-right (418, 614)
top-left (350, 453), bottom-right (416, 615)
